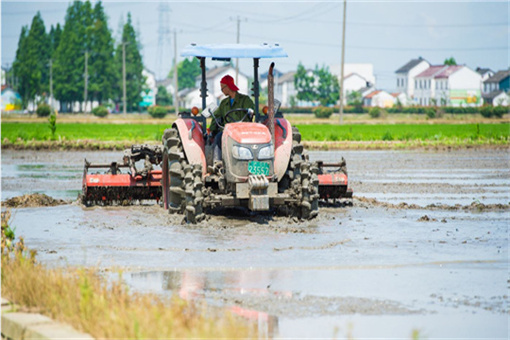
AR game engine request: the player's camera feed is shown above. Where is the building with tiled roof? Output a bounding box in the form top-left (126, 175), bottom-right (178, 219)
top-left (394, 57), bottom-right (430, 101)
top-left (483, 70), bottom-right (510, 94)
top-left (476, 67), bottom-right (494, 82)
top-left (363, 90), bottom-right (394, 108)
top-left (414, 64), bottom-right (482, 107)
top-left (482, 90), bottom-right (509, 106)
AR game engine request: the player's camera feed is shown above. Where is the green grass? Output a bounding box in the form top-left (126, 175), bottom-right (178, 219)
top-left (1, 122), bottom-right (509, 146)
top-left (296, 123), bottom-right (510, 142)
top-left (1, 123), bottom-right (170, 142)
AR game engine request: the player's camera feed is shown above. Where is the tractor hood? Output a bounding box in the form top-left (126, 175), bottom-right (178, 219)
top-left (224, 123), bottom-right (271, 144)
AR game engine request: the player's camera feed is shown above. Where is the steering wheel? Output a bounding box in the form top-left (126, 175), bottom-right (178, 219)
top-left (224, 108), bottom-right (254, 125)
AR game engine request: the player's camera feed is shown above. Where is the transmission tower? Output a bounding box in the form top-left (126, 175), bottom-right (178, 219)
top-left (156, 3), bottom-right (172, 80)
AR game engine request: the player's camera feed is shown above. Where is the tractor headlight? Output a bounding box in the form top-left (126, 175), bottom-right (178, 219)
top-left (232, 145), bottom-right (253, 160)
top-left (258, 145), bottom-right (274, 160)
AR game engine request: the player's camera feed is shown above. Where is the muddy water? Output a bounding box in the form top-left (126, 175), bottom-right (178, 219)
top-left (2, 149), bottom-right (509, 339)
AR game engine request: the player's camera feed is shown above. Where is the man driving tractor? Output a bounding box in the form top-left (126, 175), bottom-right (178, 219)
top-left (210, 75), bottom-right (255, 165)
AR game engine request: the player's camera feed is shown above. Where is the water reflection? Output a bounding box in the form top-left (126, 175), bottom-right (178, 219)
top-left (129, 270), bottom-right (288, 338)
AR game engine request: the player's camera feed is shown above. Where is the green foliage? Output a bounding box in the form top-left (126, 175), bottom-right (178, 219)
top-left (313, 106), bottom-right (334, 119)
top-left (315, 65), bottom-right (339, 106)
top-left (479, 106), bottom-right (493, 118)
top-left (426, 107), bottom-right (436, 119)
top-left (48, 113), bottom-right (57, 139)
top-left (147, 106), bottom-right (168, 118)
top-left (88, 1), bottom-right (116, 105)
top-left (294, 62), bottom-right (316, 103)
top-left (36, 103), bottom-right (52, 117)
top-left (369, 106), bottom-right (383, 118)
top-left (92, 105), bottom-right (109, 118)
top-left (114, 13), bottom-right (145, 112)
top-left (347, 91), bottom-right (363, 112)
top-left (492, 105), bottom-right (508, 118)
top-left (168, 58), bottom-right (201, 90)
top-left (294, 63), bottom-right (339, 106)
top-left (444, 57), bottom-right (457, 66)
top-left (156, 86), bottom-right (173, 106)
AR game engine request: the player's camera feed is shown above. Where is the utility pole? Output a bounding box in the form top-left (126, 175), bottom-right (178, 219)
top-left (339, 0), bottom-right (347, 124)
top-left (173, 29), bottom-right (178, 116)
top-left (83, 51), bottom-right (88, 114)
top-left (231, 16), bottom-right (246, 84)
top-left (122, 42), bottom-right (127, 114)
top-left (49, 59), bottom-right (53, 112)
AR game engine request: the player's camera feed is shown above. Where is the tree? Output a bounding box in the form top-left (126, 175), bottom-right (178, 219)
top-left (48, 23), bottom-right (62, 59)
top-left (88, 1), bottom-right (116, 105)
top-left (168, 57), bottom-right (201, 90)
top-left (53, 1), bottom-right (91, 112)
top-left (156, 85), bottom-right (173, 106)
top-left (444, 57), bottom-right (457, 66)
top-left (12, 26), bottom-right (30, 107)
top-left (294, 62), bottom-right (315, 103)
top-left (347, 90), bottom-right (363, 112)
top-left (314, 64), bottom-right (339, 106)
top-left (114, 13), bottom-right (145, 112)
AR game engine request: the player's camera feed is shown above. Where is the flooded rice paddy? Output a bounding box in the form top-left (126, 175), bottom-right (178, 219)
top-left (1, 148), bottom-right (509, 338)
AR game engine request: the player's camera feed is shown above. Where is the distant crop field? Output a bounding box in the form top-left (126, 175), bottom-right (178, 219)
top-left (295, 123), bottom-right (510, 142)
top-left (1, 122), bottom-right (509, 146)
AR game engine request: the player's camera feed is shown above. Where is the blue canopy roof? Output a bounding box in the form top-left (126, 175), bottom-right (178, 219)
top-left (181, 43), bottom-right (288, 59)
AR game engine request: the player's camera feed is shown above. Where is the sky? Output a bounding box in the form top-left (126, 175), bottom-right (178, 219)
top-left (1, 0), bottom-right (509, 91)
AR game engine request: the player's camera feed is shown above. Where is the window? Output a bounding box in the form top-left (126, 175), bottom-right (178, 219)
top-left (428, 80), bottom-right (431, 89)
top-left (415, 80), bottom-right (417, 88)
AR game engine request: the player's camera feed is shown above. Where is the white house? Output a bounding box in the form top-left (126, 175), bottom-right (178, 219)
top-left (331, 63), bottom-right (375, 85)
top-left (434, 65), bottom-right (482, 107)
top-left (414, 65), bottom-right (448, 106)
top-left (363, 90), bottom-right (394, 108)
top-left (391, 92), bottom-right (407, 106)
top-left (1, 67), bottom-right (6, 86)
top-left (1, 86), bottom-right (22, 112)
top-left (273, 71), bottom-right (296, 107)
top-left (482, 91), bottom-right (509, 106)
top-left (140, 69), bottom-right (157, 107)
top-left (476, 67), bottom-right (495, 84)
top-left (342, 73), bottom-right (371, 104)
top-left (395, 57), bottom-right (430, 101)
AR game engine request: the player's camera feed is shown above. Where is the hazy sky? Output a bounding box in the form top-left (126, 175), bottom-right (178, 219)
top-left (1, 0), bottom-right (508, 91)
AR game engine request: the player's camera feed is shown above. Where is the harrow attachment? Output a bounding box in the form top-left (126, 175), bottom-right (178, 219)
top-left (316, 158), bottom-right (353, 201)
top-left (82, 145), bottom-right (163, 206)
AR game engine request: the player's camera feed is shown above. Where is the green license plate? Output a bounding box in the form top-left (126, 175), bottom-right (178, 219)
top-left (248, 161), bottom-right (270, 176)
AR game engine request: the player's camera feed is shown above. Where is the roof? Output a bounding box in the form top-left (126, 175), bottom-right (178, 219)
top-left (205, 65), bottom-right (232, 79)
top-left (395, 57), bottom-right (428, 74)
top-left (391, 92), bottom-right (403, 97)
top-left (484, 70), bottom-right (510, 84)
top-left (276, 71), bottom-right (295, 84)
top-left (435, 65), bottom-right (463, 79)
top-left (482, 90), bottom-right (506, 100)
top-left (181, 43), bottom-right (288, 59)
top-left (344, 72), bottom-right (367, 81)
top-left (415, 65), bottom-right (448, 78)
top-left (156, 78), bottom-right (173, 87)
top-left (476, 67), bottom-right (493, 75)
top-left (358, 86), bottom-right (374, 94)
top-left (364, 90), bottom-right (381, 99)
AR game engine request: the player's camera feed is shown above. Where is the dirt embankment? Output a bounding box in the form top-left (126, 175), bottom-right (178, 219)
top-left (2, 194), bottom-right (68, 208)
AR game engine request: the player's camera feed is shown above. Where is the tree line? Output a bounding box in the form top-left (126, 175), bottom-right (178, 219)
top-left (11, 1), bottom-right (144, 113)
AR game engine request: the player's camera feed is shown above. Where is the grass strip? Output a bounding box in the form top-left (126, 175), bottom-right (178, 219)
top-left (1, 122), bottom-right (508, 149)
top-left (1, 211), bottom-right (253, 339)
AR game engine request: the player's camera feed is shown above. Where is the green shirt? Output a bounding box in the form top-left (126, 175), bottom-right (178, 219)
top-left (210, 92), bottom-right (255, 135)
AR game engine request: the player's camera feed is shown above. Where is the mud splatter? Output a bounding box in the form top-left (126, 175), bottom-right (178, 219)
top-left (2, 194), bottom-right (68, 208)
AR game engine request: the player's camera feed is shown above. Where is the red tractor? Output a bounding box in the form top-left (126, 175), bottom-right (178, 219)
top-left (83, 44), bottom-right (352, 223)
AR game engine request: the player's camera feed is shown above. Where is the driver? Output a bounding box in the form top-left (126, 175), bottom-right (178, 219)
top-left (210, 75), bottom-right (254, 166)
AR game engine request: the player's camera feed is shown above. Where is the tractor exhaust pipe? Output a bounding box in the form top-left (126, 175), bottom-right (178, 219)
top-left (267, 62), bottom-right (275, 144)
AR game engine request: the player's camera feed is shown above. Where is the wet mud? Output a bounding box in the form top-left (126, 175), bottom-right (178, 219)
top-left (1, 149), bottom-right (509, 338)
top-left (2, 193), bottom-right (68, 208)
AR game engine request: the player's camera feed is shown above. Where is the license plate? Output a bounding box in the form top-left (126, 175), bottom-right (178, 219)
top-left (248, 161), bottom-right (270, 176)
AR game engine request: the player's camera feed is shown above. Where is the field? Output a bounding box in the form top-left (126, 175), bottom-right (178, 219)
top-left (1, 114), bottom-right (509, 149)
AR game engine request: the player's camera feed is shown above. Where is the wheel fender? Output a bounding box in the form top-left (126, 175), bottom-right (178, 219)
top-left (274, 118), bottom-right (293, 181)
top-left (173, 119), bottom-right (206, 177)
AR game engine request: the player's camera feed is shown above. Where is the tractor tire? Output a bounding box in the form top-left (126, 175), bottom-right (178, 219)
top-left (184, 163), bottom-right (206, 224)
top-left (162, 127), bottom-right (206, 223)
top-left (162, 128), bottom-right (187, 214)
top-left (280, 127), bottom-right (319, 220)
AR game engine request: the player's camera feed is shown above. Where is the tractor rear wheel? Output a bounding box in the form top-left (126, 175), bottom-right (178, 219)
top-left (279, 126), bottom-right (319, 220)
top-left (162, 128), bottom-right (186, 214)
top-left (162, 127), bottom-right (205, 223)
